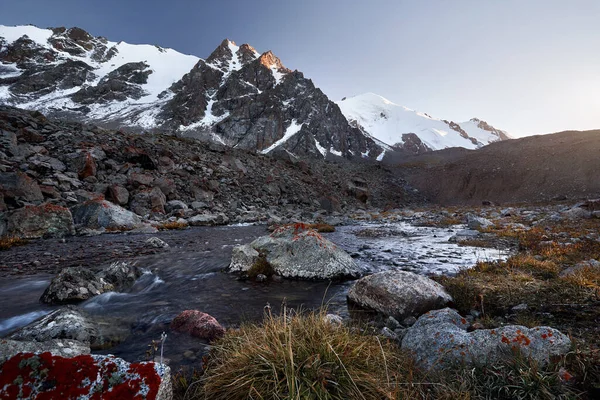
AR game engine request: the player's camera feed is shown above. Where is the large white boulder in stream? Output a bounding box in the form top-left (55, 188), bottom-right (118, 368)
top-left (228, 223), bottom-right (364, 280)
top-left (347, 271), bottom-right (452, 320)
top-left (402, 308), bottom-right (572, 369)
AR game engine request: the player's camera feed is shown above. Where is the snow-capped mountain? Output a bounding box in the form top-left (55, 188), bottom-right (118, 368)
top-left (0, 25), bottom-right (381, 159)
top-left (0, 25), bottom-right (509, 160)
top-left (337, 93), bottom-right (510, 155)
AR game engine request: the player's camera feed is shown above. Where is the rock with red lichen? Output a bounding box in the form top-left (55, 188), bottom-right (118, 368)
top-left (0, 339), bottom-right (90, 363)
top-left (228, 223), bottom-right (363, 280)
top-left (401, 308), bottom-right (571, 369)
top-left (0, 352), bottom-right (171, 400)
top-left (170, 310), bottom-right (225, 341)
top-left (6, 203), bottom-right (74, 238)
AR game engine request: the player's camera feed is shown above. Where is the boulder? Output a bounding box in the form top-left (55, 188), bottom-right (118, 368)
top-left (9, 307), bottom-right (96, 344)
top-left (0, 171), bottom-right (44, 204)
top-left (97, 261), bottom-right (141, 291)
top-left (402, 308), bottom-right (571, 369)
top-left (71, 199), bottom-right (142, 230)
top-left (0, 339), bottom-right (89, 363)
top-left (0, 352), bottom-right (171, 400)
top-left (77, 152), bottom-right (97, 179)
top-left (165, 199), bottom-right (188, 213)
top-left (559, 259), bottom-right (600, 277)
top-left (228, 223), bottom-right (364, 280)
top-left (8, 306), bottom-right (128, 350)
top-left (466, 214), bottom-right (494, 230)
top-left (6, 203), bottom-right (74, 238)
top-left (347, 271), bottom-right (452, 320)
top-left (188, 212), bottom-right (229, 226)
top-left (40, 267), bottom-right (113, 305)
top-left (130, 187), bottom-right (166, 215)
top-left (171, 310), bottom-right (225, 341)
top-left (106, 184), bottom-right (129, 205)
top-left (145, 236), bottom-right (170, 248)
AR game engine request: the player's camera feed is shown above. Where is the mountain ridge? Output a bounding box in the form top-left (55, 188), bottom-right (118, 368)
top-left (1, 24), bottom-right (509, 160)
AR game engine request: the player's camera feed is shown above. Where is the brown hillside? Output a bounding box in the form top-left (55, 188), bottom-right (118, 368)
top-left (396, 130), bottom-right (600, 205)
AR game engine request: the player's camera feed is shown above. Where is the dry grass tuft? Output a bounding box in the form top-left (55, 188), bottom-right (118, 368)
top-left (198, 308), bottom-right (422, 400)
top-left (158, 221), bottom-right (189, 230)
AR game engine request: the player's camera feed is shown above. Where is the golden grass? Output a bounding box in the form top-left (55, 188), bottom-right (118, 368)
top-left (158, 221), bottom-right (189, 230)
top-left (0, 236), bottom-right (29, 251)
top-left (198, 308), bottom-right (423, 400)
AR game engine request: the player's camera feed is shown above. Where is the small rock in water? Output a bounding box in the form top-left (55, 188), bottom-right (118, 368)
top-left (145, 236), bottom-right (169, 248)
top-left (170, 310), bottom-right (225, 341)
top-left (255, 274), bottom-right (267, 282)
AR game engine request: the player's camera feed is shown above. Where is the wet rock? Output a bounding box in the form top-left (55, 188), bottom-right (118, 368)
top-left (466, 214), bottom-right (493, 230)
top-left (71, 199), bottom-right (142, 230)
top-left (448, 229), bottom-right (481, 243)
top-left (146, 237), bottom-right (169, 248)
top-left (347, 271), bottom-right (452, 320)
top-left (9, 306), bottom-right (96, 344)
top-left (188, 212), bottom-right (229, 226)
top-left (6, 203), bottom-right (74, 238)
top-left (229, 224), bottom-right (364, 280)
top-left (40, 267), bottom-right (113, 305)
top-left (229, 244), bottom-right (259, 271)
top-left (170, 310), bottom-right (225, 341)
top-left (97, 261), bottom-right (141, 292)
top-left (255, 273), bottom-right (267, 282)
top-left (0, 352), bottom-right (171, 400)
top-left (402, 308), bottom-right (571, 369)
top-left (0, 339), bottom-right (90, 363)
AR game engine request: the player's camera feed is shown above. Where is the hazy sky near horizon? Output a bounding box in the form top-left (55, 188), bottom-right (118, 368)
top-left (2, 0), bottom-right (600, 137)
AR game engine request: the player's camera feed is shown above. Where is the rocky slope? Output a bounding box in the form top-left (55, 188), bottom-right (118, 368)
top-left (0, 106), bottom-right (419, 238)
top-left (0, 25), bottom-right (382, 160)
top-left (337, 93), bottom-right (510, 156)
top-left (395, 129), bottom-right (600, 204)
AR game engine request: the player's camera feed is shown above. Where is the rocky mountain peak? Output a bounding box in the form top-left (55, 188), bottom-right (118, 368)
top-left (469, 118), bottom-right (511, 140)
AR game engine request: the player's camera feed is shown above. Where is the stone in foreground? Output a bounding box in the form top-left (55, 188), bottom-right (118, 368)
top-left (0, 352), bottom-right (171, 400)
top-left (228, 223), bottom-right (364, 280)
top-left (402, 308), bottom-right (572, 369)
top-left (0, 339), bottom-right (89, 363)
top-left (171, 310), bottom-right (225, 341)
top-left (40, 267), bottom-right (113, 305)
top-left (347, 270), bottom-right (452, 320)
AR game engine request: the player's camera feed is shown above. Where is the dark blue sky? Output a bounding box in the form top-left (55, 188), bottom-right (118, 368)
top-left (2, 0), bottom-right (600, 136)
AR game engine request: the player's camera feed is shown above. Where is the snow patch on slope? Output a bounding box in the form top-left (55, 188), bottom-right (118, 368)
top-left (261, 120), bottom-right (304, 154)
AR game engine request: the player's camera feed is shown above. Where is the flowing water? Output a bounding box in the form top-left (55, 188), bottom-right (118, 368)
top-left (0, 222), bottom-right (508, 368)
